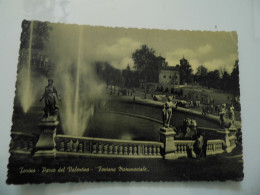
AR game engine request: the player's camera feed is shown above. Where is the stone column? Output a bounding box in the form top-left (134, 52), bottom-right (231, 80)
top-left (160, 127), bottom-right (176, 159)
top-left (34, 115), bottom-right (59, 158)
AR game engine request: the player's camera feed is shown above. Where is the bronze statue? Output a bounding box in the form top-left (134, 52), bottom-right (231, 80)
top-left (162, 96), bottom-right (174, 128)
top-left (40, 79), bottom-right (61, 118)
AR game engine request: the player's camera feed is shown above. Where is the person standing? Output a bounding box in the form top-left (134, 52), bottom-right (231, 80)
top-left (194, 133), bottom-right (204, 159)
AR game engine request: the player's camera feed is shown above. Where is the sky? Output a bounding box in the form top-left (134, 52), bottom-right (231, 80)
top-left (45, 22), bottom-right (238, 74)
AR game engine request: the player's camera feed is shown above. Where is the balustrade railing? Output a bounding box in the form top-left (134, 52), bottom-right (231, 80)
top-left (174, 139), bottom-right (225, 157)
top-left (206, 140), bottom-right (225, 154)
top-left (174, 140), bottom-right (194, 157)
top-left (9, 131), bottom-right (234, 159)
top-left (55, 135), bottom-right (164, 158)
top-left (9, 132), bottom-right (37, 155)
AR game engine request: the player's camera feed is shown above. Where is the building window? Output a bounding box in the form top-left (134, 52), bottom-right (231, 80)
top-left (163, 75), bottom-right (166, 78)
top-left (169, 76), bottom-right (172, 79)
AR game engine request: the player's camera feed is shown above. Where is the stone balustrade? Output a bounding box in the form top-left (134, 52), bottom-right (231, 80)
top-left (174, 139), bottom-right (225, 158)
top-left (174, 140), bottom-right (194, 158)
top-left (9, 130), bottom-right (235, 159)
top-left (55, 135), bottom-right (164, 158)
top-left (197, 127), bottom-right (237, 153)
top-left (9, 132), bottom-right (37, 155)
top-left (206, 140), bottom-right (225, 155)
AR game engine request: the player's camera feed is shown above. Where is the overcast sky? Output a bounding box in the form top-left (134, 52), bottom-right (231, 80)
top-left (46, 22), bottom-right (238, 73)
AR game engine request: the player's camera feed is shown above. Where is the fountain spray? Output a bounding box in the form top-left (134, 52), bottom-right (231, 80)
top-left (19, 21), bottom-right (34, 113)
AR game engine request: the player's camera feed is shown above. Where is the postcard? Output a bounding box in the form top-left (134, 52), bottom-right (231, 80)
top-left (7, 20), bottom-right (243, 184)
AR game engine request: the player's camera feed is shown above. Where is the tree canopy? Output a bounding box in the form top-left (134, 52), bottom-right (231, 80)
top-left (20, 20), bottom-right (51, 50)
top-left (230, 60), bottom-right (240, 95)
top-left (132, 45), bottom-right (160, 83)
top-left (195, 65), bottom-right (208, 86)
top-left (178, 58), bottom-right (193, 84)
top-left (95, 61), bottom-right (122, 87)
top-left (122, 65), bottom-right (139, 88)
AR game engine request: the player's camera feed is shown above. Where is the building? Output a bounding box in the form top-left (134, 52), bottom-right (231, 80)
top-left (159, 66), bottom-right (180, 86)
top-left (156, 56), bottom-right (180, 86)
top-left (141, 55), bottom-right (181, 88)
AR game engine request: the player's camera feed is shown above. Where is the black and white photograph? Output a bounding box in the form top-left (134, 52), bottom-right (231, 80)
top-left (7, 20), bottom-right (243, 184)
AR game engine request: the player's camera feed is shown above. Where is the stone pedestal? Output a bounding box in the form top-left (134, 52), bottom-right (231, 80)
top-left (34, 115), bottom-right (59, 158)
top-left (160, 127), bottom-right (176, 159)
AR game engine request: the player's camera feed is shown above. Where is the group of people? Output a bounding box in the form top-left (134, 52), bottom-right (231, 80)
top-left (201, 103), bottom-right (235, 128)
top-left (155, 86), bottom-right (184, 97)
top-left (188, 100), bottom-right (201, 108)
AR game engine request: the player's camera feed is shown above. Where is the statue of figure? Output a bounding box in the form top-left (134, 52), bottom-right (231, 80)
top-left (219, 104), bottom-right (226, 128)
top-left (230, 105), bottom-right (235, 126)
top-left (179, 118), bottom-right (197, 138)
top-left (40, 79), bottom-right (61, 118)
top-left (162, 96), bottom-right (174, 128)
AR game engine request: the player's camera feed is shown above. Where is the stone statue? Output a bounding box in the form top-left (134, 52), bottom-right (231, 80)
top-left (40, 79), bottom-right (61, 118)
top-left (230, 105), bottom-right (235, 126)
top-left (162, 96), bottom-right (174, 128)
top-left (219, 104), bottom-right (226, 128)
top-left (183, 118), bottom-right (197, 138)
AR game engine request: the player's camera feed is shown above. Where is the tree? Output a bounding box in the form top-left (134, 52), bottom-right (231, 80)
top-left (221, 71), bottom-right (230, 91)
top-left (20, 20), bottom-right (51, 50)
top-left (132, 45), bottom-right (159, 83)
top-left (94, 61), bottom-right (123, 88)
top-left (113, 69), bottom-right (123, 88)
top-left (196, 65), bottom-right (208, 77)
top-left (122, 65), bottom-right (140, 88)
top-left (179, 58), bottom-right (193, 84)
top-left (122, 65), bottom-right (131, 88)
top-left (206, 70), bottom-right (221, 89)
top-left (230, 60), bottom-right (240, 95)
top-left (196, 65), bottom-right (208, 86)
